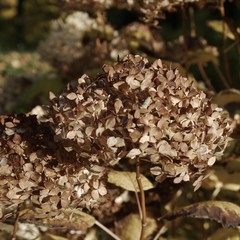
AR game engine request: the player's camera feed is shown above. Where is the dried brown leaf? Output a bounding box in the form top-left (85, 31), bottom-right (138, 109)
top-left (116, 214), bottom-right (157, 240)
top-left (161, 201), bottom-right (240, 228)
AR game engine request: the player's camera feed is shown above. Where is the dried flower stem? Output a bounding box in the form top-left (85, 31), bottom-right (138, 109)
top-left (153, 226), bottom-right (168, 240)
top-left (181, 0), bottom-right (188, 67)
top-left (189, 7), bottom-right (196, 38)
top-left (135, 191), bottom-right (143, 219)
top-left (220, 0), bottom-right (232, 87)
top-left (12, 208), bottom-right (20, 240)
top-left (136, 157), bottom-right (147, 240)
top-left (198, 63), bottom-right (215, 92)
top-left (95, 220), bottom-right (121, 240)
top-left (212, 62), bottom-right (230, 88)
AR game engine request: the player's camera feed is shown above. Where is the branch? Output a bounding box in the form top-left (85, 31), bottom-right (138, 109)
top-left (136, 157), bottom-right (147, 240)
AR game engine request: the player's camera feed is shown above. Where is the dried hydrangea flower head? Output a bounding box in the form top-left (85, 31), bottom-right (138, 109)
top-left (0, 114), bottom-right (108, 218)
top-left (49, 54), bottom-right (233, 191)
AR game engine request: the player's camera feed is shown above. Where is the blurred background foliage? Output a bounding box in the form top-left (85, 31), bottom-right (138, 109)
top-left (1, 0), bottom-right (240, 114)
top-left (1, 0), bottom-right (240, 239)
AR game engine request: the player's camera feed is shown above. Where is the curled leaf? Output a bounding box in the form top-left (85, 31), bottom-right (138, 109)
top-left (108, 170), bottom-right (154, 192)
top-left (19, 208), bottom-right (95, 230)
top-left (208, 228), bottom-right (240, 240)
top-left (161, 201), bottom-right (240, 228)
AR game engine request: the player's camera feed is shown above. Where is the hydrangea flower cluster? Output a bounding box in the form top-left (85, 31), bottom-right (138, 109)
top-left (49, 54), bottom-right (233, 190)
top-left (0, 114), bottom-right (107, 218)
top-left (0, 54), bottom-right (233, 219)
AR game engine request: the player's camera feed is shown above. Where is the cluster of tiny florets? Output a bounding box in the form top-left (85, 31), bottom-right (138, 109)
top-left (0, 114), bottom-right (108, 218)
top-left (49, 54), bottom-right (233, 190)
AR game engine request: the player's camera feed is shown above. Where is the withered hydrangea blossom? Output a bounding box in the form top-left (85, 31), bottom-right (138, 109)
top-left (0, 114), bottom-right (108, 218)
top-left (49, 54), bottom-right (233, 191)
top-left (38, 11), bottom-right (117, 79)
top-left (39, 11), bottom-right (166, 80)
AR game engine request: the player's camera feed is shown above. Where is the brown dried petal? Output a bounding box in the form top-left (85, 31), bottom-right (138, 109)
top-left (66, 92), bottom-right (77, 100)
top-left (91, 189), bottom-right (99, 200)
top-left (126, 148), bottom-right (141, 158)
top-left (98, 184), bottom-right (107, 196)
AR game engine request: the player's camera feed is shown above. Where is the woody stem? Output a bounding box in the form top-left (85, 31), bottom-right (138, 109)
top-left (136, 157), bottom-right (147, 240)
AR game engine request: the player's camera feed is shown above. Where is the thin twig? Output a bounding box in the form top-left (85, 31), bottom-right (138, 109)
top-left (95, 220), bottom-right (121, 240)
top-left (153, 226), bottom-right (168, 240)
top-left (220, 0), bottom-right (232, 87)
top-left (189, 7), bottom-right (196, 38)
top-left (212, 62), bottom-right (231, 89)
top-left (136, 157), bottom-right (147, 240)
top-left (198, 63), bottom-right (216, 92)
top-left (126, 172), bottom-right (142, 218)
top-left (181, 0), bottom-right (188, 67)
top-left (12, 207), bottom-right (20, 240)
top-left (135, 191), bottom-right (142, 219)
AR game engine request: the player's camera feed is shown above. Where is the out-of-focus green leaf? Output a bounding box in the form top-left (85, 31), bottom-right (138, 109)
top-left (161, 201), bottom-right (240, 228)
top-left (207, 20), bottom-right (239, 40)
top-left (208, 228), bottom-right (240, 240)
top-left (213, 89), bottom-right (240, 108)
top-left (17, 73), bottom-right (63, 110)
top-left (214, 166), bottom-right (240, 191)
top-left (44, 234), bottom-right (68, 240)
top-left (108, 170), bottom-right (154, 192)
top-left (187, 48), bottom-right (219, 66)
top-left (116, 214), bottom-right (157, 240)
top-left (0, 222), bottom-right (13, 233)
top-left (203, 166), bottom-right (240, 192)
top-left (226, 158), bottom-right (240, 172)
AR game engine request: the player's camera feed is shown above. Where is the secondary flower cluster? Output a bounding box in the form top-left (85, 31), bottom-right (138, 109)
top-left (0, 114), bottom-right (107, 218)
top-left (38, 11), bottom-right (112, 79)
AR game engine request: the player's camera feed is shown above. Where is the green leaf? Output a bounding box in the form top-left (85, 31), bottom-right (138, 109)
top-left (108, 170), bottom-right (154, 192)
top-left (213, 89), bottom-right (240, 112)
top-left (208, 228), bottom-right (240, 240)
top-left (19, 208), bottom-right (95, 230)
top-left (16, 73), bottom-right (63, 112)
top-left (116, 214), bottom-right (157, 240)
top-left (187, 49), bottom-right (219, 66)
top-left (161, 201), bottom-right (240, 228)
top-left (210, 166), bottom-right (240, 192)
top-left (207, 20), bottom-right (238, 40)
top-left (44, 234), bottom-right (68, 240)
top-left (0, 222), bottom-right (13, 234)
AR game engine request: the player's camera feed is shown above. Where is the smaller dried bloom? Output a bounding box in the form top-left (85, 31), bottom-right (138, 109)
top-left (38, 11), bottom-right (115, 79)
top-left (0, 114), bottom-right (108, 220)
top-left (58, 0), bottom-right (218, 24)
